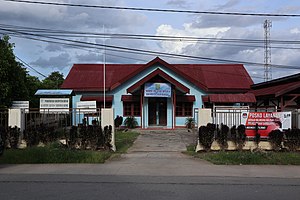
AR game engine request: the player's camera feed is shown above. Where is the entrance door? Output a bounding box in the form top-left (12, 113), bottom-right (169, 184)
top-left (148, 98), bottom-right (167, 126)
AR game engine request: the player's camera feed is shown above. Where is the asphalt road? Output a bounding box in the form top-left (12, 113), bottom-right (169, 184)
top-left (1, 174), bottom-right (300, 200)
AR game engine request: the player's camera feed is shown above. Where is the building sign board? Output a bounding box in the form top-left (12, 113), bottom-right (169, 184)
top-left (144, 83), bottom-right (171, 97)
top-left (241, 112), bottom-right (292, 137)
top-left (40, 98), bottom-right (69, 113)
top-left (11, 101), bottom-right (29, 113)
top-left (76, 101), bottom-right (97, 113)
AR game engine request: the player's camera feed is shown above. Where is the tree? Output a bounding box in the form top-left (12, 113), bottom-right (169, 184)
top-left (41, 71), bottom-right (64, 89)
top-left (0, 35), bottom-right (41, 108)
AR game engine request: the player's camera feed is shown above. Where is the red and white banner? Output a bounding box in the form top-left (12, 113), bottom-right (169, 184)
top-left (241, 112), bottom-right (292, 137)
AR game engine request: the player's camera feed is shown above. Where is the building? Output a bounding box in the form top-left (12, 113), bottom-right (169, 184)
top-left (250, 73), bottom-right (300, 111)
top-left (61, 57), bottom-right (254, 128)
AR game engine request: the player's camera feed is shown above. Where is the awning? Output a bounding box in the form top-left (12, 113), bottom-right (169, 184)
top-left (202, 93), bottom-right (256, 103)
top-left (35, 89), bottom-right (74, 96)
top-left (121, 95), bottom-right (140, 102)
top-left (176, 95), bottom-right (196, 102)
top-left (80, 95), bottom-right (113, 102)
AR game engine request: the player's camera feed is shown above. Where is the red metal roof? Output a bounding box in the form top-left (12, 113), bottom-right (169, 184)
top-left (173, 63), bottom-right (253, 92)
top-left (202, 93), bottom-right (256, 103)
top-left (250, 72), bottom-right (300, 97)
top-left (61, 57), bottom-right (253, 93)
top-left (250, 81), bottom-right (300, 97)
top-left (80, 95), bottom-right (113, 102)
top-left (61, 64), bottom-right (144, 92)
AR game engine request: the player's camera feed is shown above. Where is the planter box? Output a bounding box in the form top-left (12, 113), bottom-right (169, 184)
top-left (195, 140), bottom-right (273, 152)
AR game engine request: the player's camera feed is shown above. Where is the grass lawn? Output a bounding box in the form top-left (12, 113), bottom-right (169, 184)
top-left (185, 145), bottom-right (300, 165)
top-left (0, 131), bottom-right (139, 164)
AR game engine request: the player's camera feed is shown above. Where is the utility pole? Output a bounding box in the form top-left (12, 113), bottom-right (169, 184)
top-left (103, 25), bottom-right (106, 109)
top-left (264, 19), bottom-right (272, 82)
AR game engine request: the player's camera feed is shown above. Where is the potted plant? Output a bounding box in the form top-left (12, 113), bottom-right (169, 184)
top-left (124, 116), bottom-right (138, 129)
top-left (185, 117), bottom-right (195, 129)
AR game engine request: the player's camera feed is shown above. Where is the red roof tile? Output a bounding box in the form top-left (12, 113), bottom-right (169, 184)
top-left (61, 57), bottom-right (253, 93)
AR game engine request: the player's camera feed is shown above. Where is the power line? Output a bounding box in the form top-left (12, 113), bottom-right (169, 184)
top-left (2, 27), bottom-right (300, 71)
top-left (5, 0), bottom-right (300, 17)
top-left (15, 55), bottom-right (47, 77)
top-left (2, 23), bottom-right (300, 50)
top-left (3, 23), bottom-right (300, 45)
top-left (4, 32), bottom-right (265, 80)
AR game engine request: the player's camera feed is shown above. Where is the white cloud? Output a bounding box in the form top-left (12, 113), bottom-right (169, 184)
top-left (290, 28), bottom-right (300, 34)
top-left (156, 24), bottom-right (229, 54)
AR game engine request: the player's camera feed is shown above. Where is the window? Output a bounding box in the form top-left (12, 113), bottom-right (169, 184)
top-left (123, 102), bottom-right (141, 116)
top-left (176, 102), bottom-right (193, 116)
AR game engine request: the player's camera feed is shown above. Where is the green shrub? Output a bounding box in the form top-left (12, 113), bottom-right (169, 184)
top-left (268, 129), bottom-right (283, 151)
top-left (231, 125), bottom-right (246, 151)
top-left (216, 124), bottom-right (229, 150)
top-left (114, 115), bottom-right (123, 128)
top-left (198, 123), bottom-right (215, 151)
top-left (284, 129), bottom-right (300, 151)
top-left (8, 126), bottom-right (20, 149)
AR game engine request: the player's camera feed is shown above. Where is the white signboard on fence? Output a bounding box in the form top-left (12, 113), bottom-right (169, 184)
top-left (76, 101), bottom-right (97, 113)
top-left (40, 98), bottom-right (69, 113)
top-left (11, 101), bottom-right (29, 113)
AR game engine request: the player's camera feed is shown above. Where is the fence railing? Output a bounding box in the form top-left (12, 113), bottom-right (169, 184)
top-left (212, 107), bottom-right (250, 128)
top-left (25, 108), bottom-right (101, 131)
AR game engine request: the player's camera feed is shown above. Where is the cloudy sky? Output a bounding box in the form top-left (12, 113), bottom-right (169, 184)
top-left (1, 0), bottom-right (300, 83)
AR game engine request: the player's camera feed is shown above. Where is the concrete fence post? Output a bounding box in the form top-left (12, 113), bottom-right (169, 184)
top-left (8, 108), bottom-right (25, 144)
top-left (101, 108), bottom-right (116, 151)
top-left (198, 108), bottom-right (212, 128)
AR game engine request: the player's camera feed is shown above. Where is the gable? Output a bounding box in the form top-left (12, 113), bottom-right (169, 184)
top-left (126, 68), bottom-right (190, 94)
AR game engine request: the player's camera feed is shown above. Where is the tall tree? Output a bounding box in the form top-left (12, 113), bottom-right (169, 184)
top-left (0, 35), bottom-right (41, 108)
top-left (41, 71), bottom-right (64, 89)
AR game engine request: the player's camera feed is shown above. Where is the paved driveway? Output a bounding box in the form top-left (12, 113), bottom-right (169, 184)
top-left (127, 129), bottom-right (197, 152)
